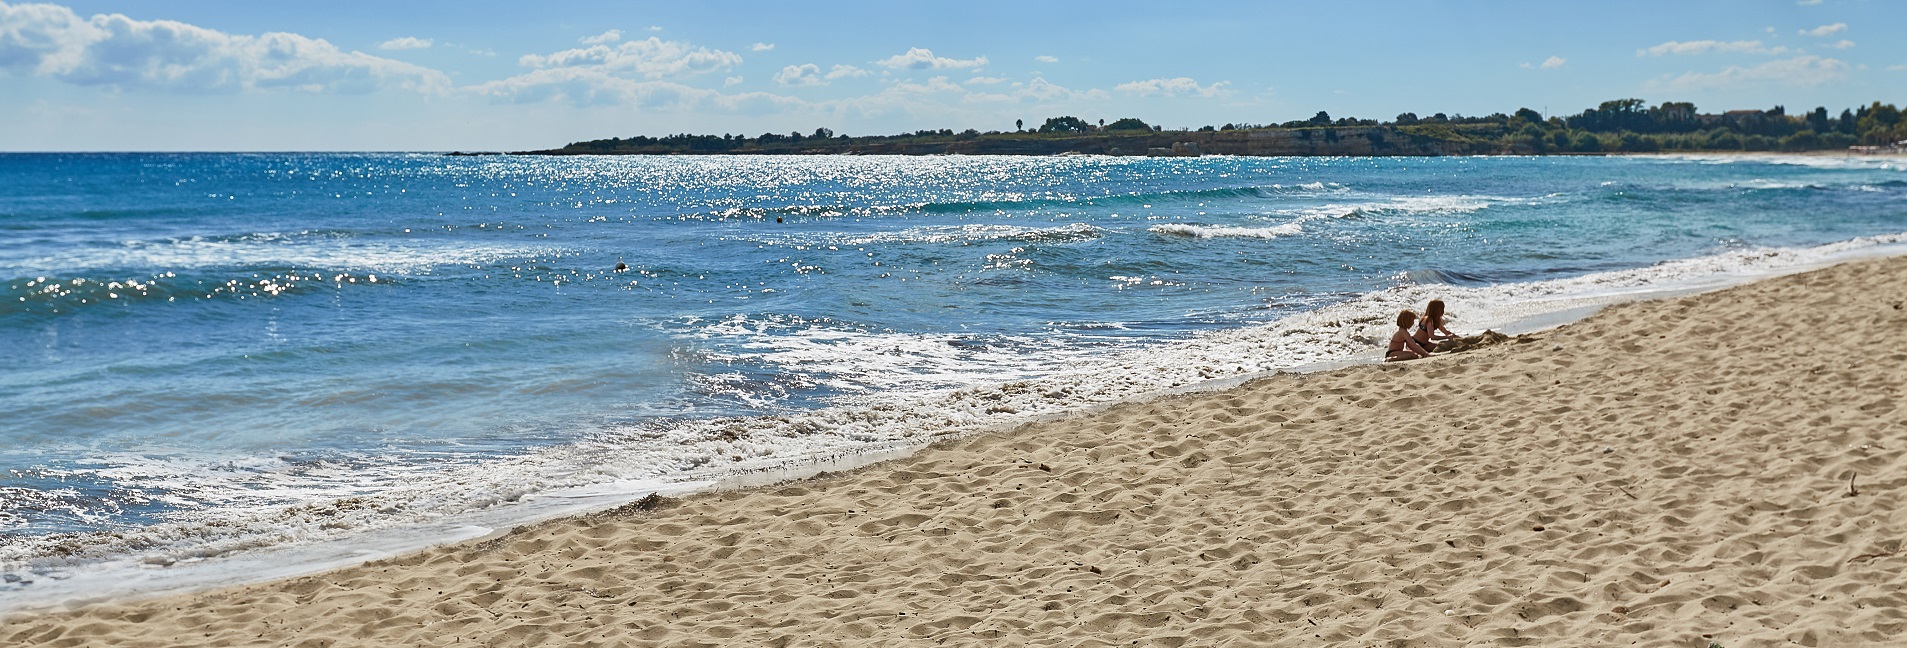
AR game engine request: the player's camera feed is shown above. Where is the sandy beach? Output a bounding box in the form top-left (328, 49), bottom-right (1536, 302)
top-left (6, 254), bottom-right (1907, 647)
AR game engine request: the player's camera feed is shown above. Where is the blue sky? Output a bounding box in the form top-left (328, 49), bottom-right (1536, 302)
top-left (1, 1), bottom-right (1901, 150)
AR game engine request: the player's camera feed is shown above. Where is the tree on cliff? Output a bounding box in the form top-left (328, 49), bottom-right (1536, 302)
top-left (1038, 116), bottom-right (1094, 133)
top-left (1105, 118), bottom-right (1152, 131)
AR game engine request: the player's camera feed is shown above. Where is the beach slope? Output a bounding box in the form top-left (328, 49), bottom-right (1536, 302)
top-left (7, 255), bottom-right (1907, 647)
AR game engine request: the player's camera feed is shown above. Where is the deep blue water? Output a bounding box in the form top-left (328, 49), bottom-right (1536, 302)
top-left (2, 152), bottom-right (1904, 583)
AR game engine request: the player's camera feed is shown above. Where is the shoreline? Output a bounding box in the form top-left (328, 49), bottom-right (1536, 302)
top-left (5, 253), bottom-right (1907, 645)
top-left (3, 232), bottom-right (1906, 619)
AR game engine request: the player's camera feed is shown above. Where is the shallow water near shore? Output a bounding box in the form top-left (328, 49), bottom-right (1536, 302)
top-left (2, 152), bottom-right (1904, 608)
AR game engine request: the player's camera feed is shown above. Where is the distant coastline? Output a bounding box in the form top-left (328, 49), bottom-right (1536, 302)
top-left (497, 99), bottom-right (1906, 158)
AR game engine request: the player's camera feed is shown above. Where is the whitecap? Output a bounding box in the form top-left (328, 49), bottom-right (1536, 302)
top-left (1149, 223), bottom-right (1303, 239)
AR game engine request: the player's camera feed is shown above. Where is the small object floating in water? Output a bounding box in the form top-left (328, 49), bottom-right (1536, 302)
top-left (614, 261), bottom-right (628, 272)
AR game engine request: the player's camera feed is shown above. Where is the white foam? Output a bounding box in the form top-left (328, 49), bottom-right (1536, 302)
top-left (1149, 223), bottom-right (1304, 239)
top-left (1650, 153), bottom-right (1906, 172)
top-left (6, 233), bottom-right (552, 276)
top-left (1147, 192), bottom-right (1522, 240)
top-left (826, 223), bottom-right (1102, 247)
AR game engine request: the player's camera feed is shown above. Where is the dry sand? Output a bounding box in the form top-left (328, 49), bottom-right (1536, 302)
top-left (6, 255), bottom-right (1907, 647)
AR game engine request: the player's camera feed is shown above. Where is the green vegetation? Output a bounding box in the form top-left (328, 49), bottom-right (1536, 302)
top-left (1037, 116), bottom-right (1095, 133)
top-left (523, 99), bottom-right (1907, 157)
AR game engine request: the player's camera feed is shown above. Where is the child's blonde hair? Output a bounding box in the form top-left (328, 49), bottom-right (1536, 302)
top-left (1396, 309), bottom-right (1417, 328)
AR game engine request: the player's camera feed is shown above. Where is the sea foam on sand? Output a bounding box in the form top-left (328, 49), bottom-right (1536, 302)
top-left (5, 254), bottom-right (1907, 646)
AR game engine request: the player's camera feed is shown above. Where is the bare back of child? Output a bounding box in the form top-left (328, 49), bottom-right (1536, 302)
top-left (1387, 310), bottom-right (1433, 361)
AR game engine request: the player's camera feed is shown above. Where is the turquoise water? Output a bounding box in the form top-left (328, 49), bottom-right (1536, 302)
top-left (2, 153), bottom-right (1904, 594)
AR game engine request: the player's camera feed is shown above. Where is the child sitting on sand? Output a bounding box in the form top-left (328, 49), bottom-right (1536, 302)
top-left (1387, 310), bottom-right (1434, 361)
top-left (1413, 299), bottom-right (1459, 351)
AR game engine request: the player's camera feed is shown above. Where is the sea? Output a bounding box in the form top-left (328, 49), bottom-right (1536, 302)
top-left (3, 152), bottom-right (1904, 609)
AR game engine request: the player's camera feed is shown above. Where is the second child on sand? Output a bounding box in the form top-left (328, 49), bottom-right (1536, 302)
top-left (1386, 310), bottom-right (1434, 361)
top-left (1414, 298), bottom-right (1458, 351)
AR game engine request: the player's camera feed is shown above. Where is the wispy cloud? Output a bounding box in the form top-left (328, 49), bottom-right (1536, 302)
top-left (517, 37), bottom-right (742, 79)
top-left (378, 36), bottom-right (431, 51)
top-left (1824, 39), bottom-right (1855, 49)
top-left (1113, 77), bottom-right (1232, 98)
top-left (579, 30), bottom-right (621, 45)
top-left (478, 35), bottom-right (758, 107)
top-left (774, 64), bottom-right (822, 87)
top-left (826, 64), bottom-right (869, 80)
top-left (1645, 55), bottom-right (1849, 91)
top-left (750, 42), bottom-right (774, 52)
top-left (889, 76), bottom-right (964, 95)
top-left (1796, 0), bottom-right (1822, 5)
top-left (1035, 55), bottom-right (1058, 63)
top-left (0, 2), bottom-right (450, 94)
top-left (771, 63), bottom-right (869, 87)
top-left (1638, 40), bottom-right (1785, 56)
top-left (470, 67), bottom-right (802, 113)
top-left (1799, 22), bottom-right (1846, 37)
top-left (1519, 55), bottom-right (1566, 70)
top-left (875, 47), bottom-right (987, 71)
top-left (1010, 78), bottom-right (1107, 103)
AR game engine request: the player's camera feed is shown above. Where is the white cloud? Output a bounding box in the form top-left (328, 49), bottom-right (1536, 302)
top-left (1638, 40), bottom-right (1785, 57)
top-left (1799, 22), bottom-right (1846, 37)
top-left (1645, 54), bottom-right (1849, 91)
top-left (774, 63), bottom-right (822, 86)
top-left (1796, 0), bottom-right (1822, 5)
top-left (964, 76), bottom-right (1005, 85)
top-left (723, 75), bottom-right (742, 86)
top-left (1825, 39), bottom-right (1855, 49)
top-left (517, 37), bottom-right (742, 79)
top-left (825, 64), bottom-right (869, 80)
top-left (378, 36), bottom-right (431, 51)
top-left (646, 26), bottom-right (662, 32)
top-left (0, 2), bottom-right (450, 94)
top-left (750, 42), bottom-right (774, 52)
top-left (1113, 77), bottom-right (1232, 98)
top-left (875, 47), bottom-right (987, 70)
top-left (1035, 55), bottom-right (1058, 63)
top-left (1890, 63), bottom-right (1907, 71)
top-left (1540, 55), bottom-right (1566, 69)
top-left (579, 30), bottom-right (621, 45)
